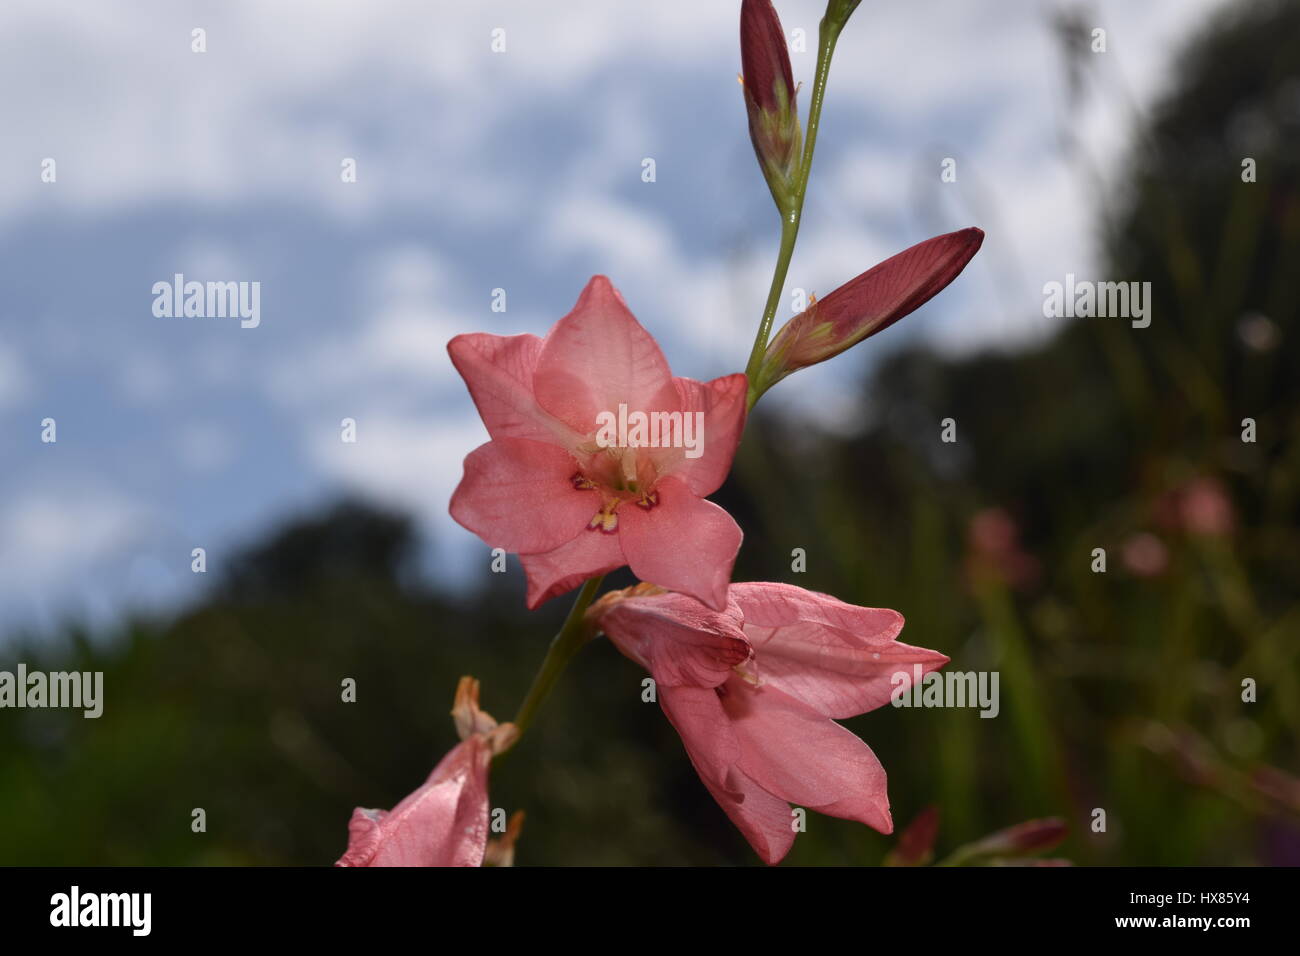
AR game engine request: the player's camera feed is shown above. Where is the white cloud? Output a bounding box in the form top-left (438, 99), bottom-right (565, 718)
top-left (0, 0), bottom-right (1240, 630)
top-left (0, 486), bottom-right (144, 590)
top-left (0, 342), bottom-right (31, 410)
top-left (264, 244), bottom-right (466, 408)
top-left (0, 0), bottom-right (736, 225)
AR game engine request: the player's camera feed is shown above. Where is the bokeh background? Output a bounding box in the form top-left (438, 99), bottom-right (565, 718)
top-left (1, 0), bottom-right (1297, 865)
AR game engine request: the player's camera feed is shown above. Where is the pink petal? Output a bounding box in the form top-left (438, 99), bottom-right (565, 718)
top-left (601, 591), bottom-right (749, 687)
top-left (663, 373), bottom-right (749, 497)
top-left (518, 527), bottom-right (626, 609)
top-left (450, 438), bottom-right (595, 555)
top-left (337, 807), bottom-right (387, 867)
top-left (707, 766), bottom-right (798, 865)
top-left (533, 276), bottom-right (680, 435)
top-left (448, 332), bottom-right (578, 446)
top-left (658, 684), bottom-right (741, 778)
top-left (618, 477), bottom-right (742, 611)
top-left (735, 582), bottom-right (904, 637)
top-left (721, 678), bottom-right (893, 835)
top-left (733, 583), bottom-right (948, 719)
top-left (660, 685), bottom-right (795, 864)
top-left (336, 737), bottom-right (491, 867)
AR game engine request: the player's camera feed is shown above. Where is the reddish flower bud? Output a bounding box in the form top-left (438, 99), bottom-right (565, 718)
top-left (758, 227), bottom-right (984, 393)
top-left (973, 817), bottom-right (1069, 856)
top-left (883, 805), bottom-right (940, 866)
top-left (944, 817), bottom-right (1069, 865)
top-left (1179, 476), bottom-right (1235, 537)
top-left (741, 0), bottom-right (801, 208)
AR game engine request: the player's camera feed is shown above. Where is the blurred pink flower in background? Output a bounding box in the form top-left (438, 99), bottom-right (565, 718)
top-left (449, 276), bottom-right (747, 611)
top-left (1178, 476), bottom-right (1235, 537)
top-left (336, 677), bottom-right (516, 867)
top-left (1154, 474), bottom-right (1236, 538)
top-left (883, 804), bottom-right (940, 866)
top-left (594, 582), bottom-right (948, 863)
top-left (1122, 532), bottom-right (1169, 577)
top-left (964, 506), bottom-right (1040, 591)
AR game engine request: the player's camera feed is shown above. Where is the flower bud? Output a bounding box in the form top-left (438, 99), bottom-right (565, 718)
top-left (883, 805), bottom-right (940, 866)
top-left (943, 817), bottom-right (1068, 865)
top-left (741, 0), bottom-right (802, 209)
top-left (757, 227), bottom-right (984, 394)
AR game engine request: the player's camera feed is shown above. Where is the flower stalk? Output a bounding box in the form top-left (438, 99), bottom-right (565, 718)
top-left (508, 575), bottom-right (605, 741)
top-left (744, 11), bottom-right (847, 408)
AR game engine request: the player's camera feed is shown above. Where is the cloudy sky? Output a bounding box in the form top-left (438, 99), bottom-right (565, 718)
top-left (0, 0), bottom-right (1228, 635)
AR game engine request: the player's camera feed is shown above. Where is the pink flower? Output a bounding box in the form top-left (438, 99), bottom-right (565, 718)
top-left (1121, 532), bottom-right (1168, 577)
top-left (335, 677), bottom-right (517, 867)
top-left (449, 276), bottom-right (748, 610)
top-left (593, 582), bottom-right (949, 863)
top-left (1177, 476), bottom-right (1235, 537)
top-left (964, 506), bottom-right (1040, 591)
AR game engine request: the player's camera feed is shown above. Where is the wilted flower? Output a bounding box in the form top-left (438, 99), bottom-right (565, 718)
top-left (449, 276), bottom-right (747, 610)
top-left (592, 582), bottom-right (948, 863)
top-left (335, 677), bottom-right (517, 867)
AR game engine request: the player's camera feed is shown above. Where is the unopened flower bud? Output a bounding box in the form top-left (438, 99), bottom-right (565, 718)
top-left (883, 805), bottom-right (940, 866)
top-left (757, 227), bottom-right (984, 395)
top-left (741, 0), bottom-right (802, 210)
top-left (943, 817), bottom-right (1068, 865)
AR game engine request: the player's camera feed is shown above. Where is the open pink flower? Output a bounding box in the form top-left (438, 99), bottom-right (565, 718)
top-left (449, 276), bottom-right (747, 610)
top-left (335, 677), bottom-right (517, 867)
top-left (593, 582), bottom-right (948, 863)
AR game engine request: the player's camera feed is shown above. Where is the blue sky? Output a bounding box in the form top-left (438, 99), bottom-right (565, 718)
top-left (0, 0), bottom-right (1227, 636)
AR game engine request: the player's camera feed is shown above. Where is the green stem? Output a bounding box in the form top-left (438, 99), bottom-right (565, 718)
top-left (498, 7), bottom-right (850, 760)
top-left (743, 16), bottom-right (844, 405)
top-left (509, 575), bottom-right (605, 740)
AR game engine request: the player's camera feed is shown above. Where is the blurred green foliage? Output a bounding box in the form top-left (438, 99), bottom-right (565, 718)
top-left (1, 0), bottom-right (1297, 865)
